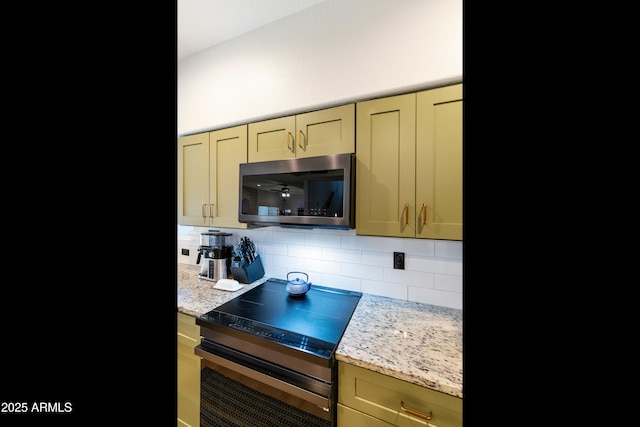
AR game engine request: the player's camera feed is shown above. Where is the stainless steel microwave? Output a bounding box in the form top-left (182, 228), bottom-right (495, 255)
top-left (238, 153), bottom-right (355, 228)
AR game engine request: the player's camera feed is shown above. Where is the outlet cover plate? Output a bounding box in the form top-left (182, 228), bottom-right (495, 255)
top-left (393, 252), bottom-right (404, 269)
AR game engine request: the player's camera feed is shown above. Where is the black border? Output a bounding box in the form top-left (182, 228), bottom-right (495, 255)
top-left (1, 0), bottom-right (542, 424)
top-left (2, 3), bottom-right (177, 425)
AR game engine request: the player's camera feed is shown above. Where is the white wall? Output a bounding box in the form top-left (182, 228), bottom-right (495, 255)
top-left (176, 0), bottom-right (463, 309)
top-left (178, 226), bottom-right (462, 309)
top-left (177, 0), bottom-right (463, 136)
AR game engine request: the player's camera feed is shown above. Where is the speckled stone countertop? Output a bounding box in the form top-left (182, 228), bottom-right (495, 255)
top-left (335, 294), bottom-right (462, 398)
top-left (177, 264), bottom-right (268, 317)
top-left (177, 263), bottom-right (463, 399)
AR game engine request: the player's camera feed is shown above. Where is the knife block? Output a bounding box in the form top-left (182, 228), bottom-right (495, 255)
top-left (231, 255), bottom-right (265, 284)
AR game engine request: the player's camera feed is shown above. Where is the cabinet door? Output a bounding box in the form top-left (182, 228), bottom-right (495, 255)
top-left (248, 104), bottom-right (355, 162)
top-left (178, 133), bottom-right (210, 226)
top-left (416, 85), bottom-right (463, 240)
top-left (209, 125), bottom-right (248, 229)
top-left (178, 312), bottom-right (200, 427)
top-left (356, 93), bottom-right (416, 237)
top-left (339, 363), bottom-right (462, 427)
top-left (295, 104), bottom-right (355, 159)
top-left (337, 403), bottom-right (393, 426)
top-left (248, 116), bottom-right (296, 162)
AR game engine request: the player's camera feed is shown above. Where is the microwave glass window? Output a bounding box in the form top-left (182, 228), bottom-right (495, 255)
top-left (241, 170), bottom-right (344, 218)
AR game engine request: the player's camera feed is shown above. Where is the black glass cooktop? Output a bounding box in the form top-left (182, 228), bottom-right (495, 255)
top-left (198, 278), bottom-right (362, 358)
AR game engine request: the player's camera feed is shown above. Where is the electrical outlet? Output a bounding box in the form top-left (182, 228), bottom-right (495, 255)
top-left (393, 252), bottom-right (405, 269)
top-left (181, 248), bottom-right (190, 256)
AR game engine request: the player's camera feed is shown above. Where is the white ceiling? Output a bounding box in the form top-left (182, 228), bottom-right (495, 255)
top-left (177, 0), bottom-right (330, 60)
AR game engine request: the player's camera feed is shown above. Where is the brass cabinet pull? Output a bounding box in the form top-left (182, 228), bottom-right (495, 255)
top-left (421, 203), bottom-right (427, 225)
top-left (286, 132), bottom-right (295, 153)
top-left (400, 401), bottom-right (432, 421)
top-left (297, 129), bottom-right (305, 151)
top-left (404, 203), bottom-right (409, 225)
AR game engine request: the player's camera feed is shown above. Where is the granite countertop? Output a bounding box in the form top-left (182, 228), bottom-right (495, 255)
top-left (177, 264), bottom-right (269, 317)
top-left (335, 294), bottom-right (462, 398)
top-left (177, 263), bottom-right (463, 399)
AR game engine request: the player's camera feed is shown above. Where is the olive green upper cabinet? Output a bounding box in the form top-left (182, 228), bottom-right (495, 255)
top-left (356, 84), bottom-right (462, 240)
top-left (247, 104), bottom-right (355, 162)
top-left (417, 85), bottom-right (463, 240)
top-left (356, 93), bottom-right (416, 238)
top-left (178, 132), bottom-right (209, 226)
top-left (178, 125), bottom-right (249, 228)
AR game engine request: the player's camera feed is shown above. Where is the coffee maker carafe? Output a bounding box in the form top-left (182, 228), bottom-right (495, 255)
top-left (197, 246), bottom-right (233, 281)
top-left (196, 231), bottom-right (232, 282)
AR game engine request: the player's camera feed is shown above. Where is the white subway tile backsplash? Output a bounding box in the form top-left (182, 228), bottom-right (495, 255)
top-left (264, 265), bottom-right (288, 280)
top-left (383, 238), bottom-right (435, 256)
top-left (434, 274), bottom-right (463, 292)
top-left (177, 225), bottom-right (462, 309)
top-left (270, 254), bottom-right (290, 267)
top-left (321, 247), bottom-right (361, 263)
top-left (319, 274), bottom-right (362, 292)
top-left (279, 256), bottom-right (308, 275)
top-left (304, 233), bottom-right (342, 248)
top-left (242, 228), bottom-right (273, 242)
top-left (410, 257), bottom-right (463, 276)
top-left (287, 244), bottom-right (322, 259)
top-left (258, 253), bottom-right (272, 264)
top-left (434, 240), bottom-right (463, 259)
top-left (340, 263), bottom-right (384, 280)
top-left (361, 250), bottom-right (389, 267)
top-left (406, 272), bottom-right (435, 288)
top-left (362, 280), bottom-right (408, 300)
top-left (341, 235), bottom-right (385, 251)
top-left (272, 230), bottom-right (306, 244)
top-left (408, 286), bottom-right (462, 310)
top-left (384, 268), bottom-right (434, 286)
top-left (178, 225), bottom-right (195, 234)
top-left (291, 268), bottom-right (322, 285)
top-left (256, 242), bottom-right (288, 256)
top-left (304, 258), bottom-right (341, 275)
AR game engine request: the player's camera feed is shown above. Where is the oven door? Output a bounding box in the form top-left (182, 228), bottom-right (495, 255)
top-left (195, 339), bottom-right (335, 427)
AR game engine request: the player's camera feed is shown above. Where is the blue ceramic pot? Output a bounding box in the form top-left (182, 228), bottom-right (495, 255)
top-left (286, 271), bottom-right (311, 296)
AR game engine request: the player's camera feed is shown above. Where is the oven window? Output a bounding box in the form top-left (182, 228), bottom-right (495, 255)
top-left (201, 366), bottom-right (331, 427)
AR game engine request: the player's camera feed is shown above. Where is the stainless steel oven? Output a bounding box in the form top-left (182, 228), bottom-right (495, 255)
top-left (195, 278), bottom-right (361, 426)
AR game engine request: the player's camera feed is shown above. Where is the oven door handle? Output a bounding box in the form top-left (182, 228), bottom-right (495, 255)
top-left (195, 343), bottom-right (332, 411)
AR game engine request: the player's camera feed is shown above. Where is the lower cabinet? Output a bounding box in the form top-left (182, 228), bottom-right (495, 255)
top-left (338, 404), bottom-right (394, 426)
top-left (178, 312), bottom-right (201, 427)
top-left (338, 362), bottom-right (462, 427)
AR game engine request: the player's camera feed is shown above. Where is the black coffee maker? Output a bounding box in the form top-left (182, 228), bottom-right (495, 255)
top-left (196, 231), bottom-right (233, 281)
